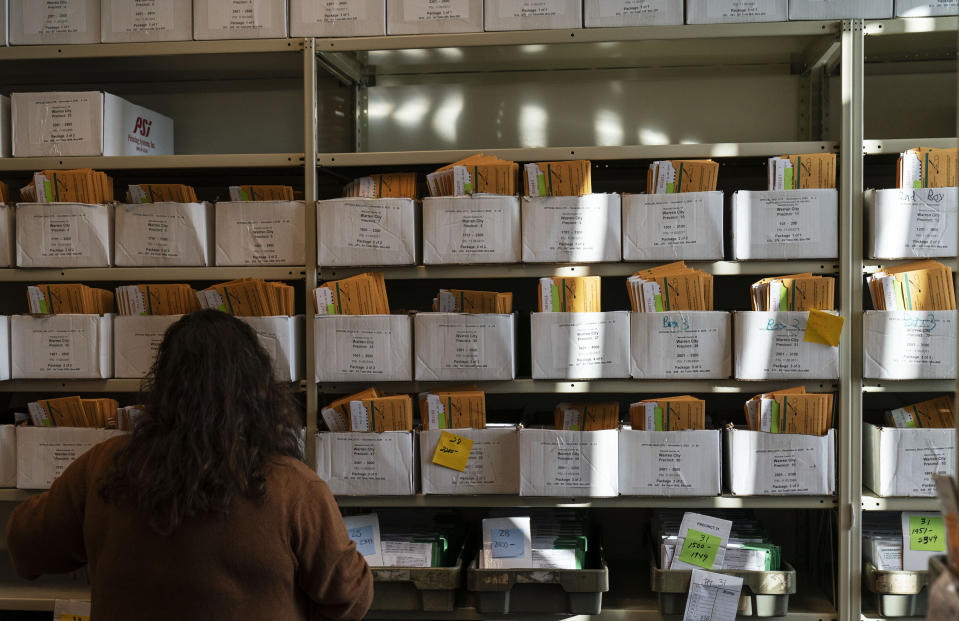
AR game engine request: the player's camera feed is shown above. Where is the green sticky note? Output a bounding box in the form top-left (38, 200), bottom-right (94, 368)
top-left (914, 179), bottom-right (922, 189)
top-left (38, 300), bottom-right (48, 314)
top-left (217, 303), bottom-right (228, 312)
top-left (551, 284), bottom-right (560, 312)
top-left (909, 515), bottom-right (946, 552)
top-left (678, 529), bottom-right (720, 569)
top-left (784, 167), bottom-right (794, 190)
top-left (463, 182), bottom-right (473, 195)
top-left (666, 182), bottom-right (675, 194)
top-left (537, 173), bottom-right (547, 197)
top-left (778, 286), bottom-right (788, 311)
top-left (654, 406), bottom-right (664, 431)
top-left (43, 180), bottom-right (54, 202)
top-left (654, 294), bottom-right (664, 313)
top-left (326, 303), bottom-right (337, 315)
top-left (893, 279), bottom-right (906, 310)
top-left (771, 401), bottom-right (781, 433)
top-left (240, 188), bottom-right (251, 201)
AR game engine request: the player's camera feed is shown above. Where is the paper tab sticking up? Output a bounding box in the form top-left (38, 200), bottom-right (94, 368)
top-left (682, 569), bottom-right (744, 621)
top-left (670, 512), bottom-right (732, 570)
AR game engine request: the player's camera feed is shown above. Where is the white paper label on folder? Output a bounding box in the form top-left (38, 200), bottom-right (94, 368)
top-left (333, 326), bottom-right (392, 377)
top-left (683, 569), bottom-right (743, 621)
top-left (405, 0), bottom-right (469, 21)
top-left (499, 0), bottom-right (565, 18)
top-left (40, 214), bottom-right (90, 260)
top-left (304, 0), bottom-right (367, 24)
top-left (24, 0), bottom-right (86, 34)
top-left (349, 401), bottom-right (371, 432)
top-left (335, 202), bottom-right (403, 252)
top-left (601, 0), bottom-right (662, 17)
top-left (209, 0), bottom-right (272, 30)
top-left (113, 0), bottom-right (176, 33)
top-left (31, 97), bottom-right (94, 148)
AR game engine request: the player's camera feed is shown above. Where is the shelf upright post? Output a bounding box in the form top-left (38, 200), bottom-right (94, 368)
top-left (304, 38), bottom-right (319, 469)
top-left (839, 18), bottom-right (865, 621)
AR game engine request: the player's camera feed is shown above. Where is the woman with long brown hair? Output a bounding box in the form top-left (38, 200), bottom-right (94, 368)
top-left (6, 309), bottom-right (372, 620)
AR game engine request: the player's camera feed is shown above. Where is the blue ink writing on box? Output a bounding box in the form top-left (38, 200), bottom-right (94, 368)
top-left (661, 315), bottom-right (691, 332)
top-left (764, 318), bottom-right (803, 332)
top-left (491, 528), bottom-right (525, 559)
top-left (348, 525), bottom-right (376, 557)
top-left (903, 313), bottom-right (937, 333)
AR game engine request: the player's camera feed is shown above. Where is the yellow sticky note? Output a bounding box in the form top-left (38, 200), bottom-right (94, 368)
top-left (804, 310), bottom-right (844, 347)
top-left (431, 431), bottom-right (473, 472)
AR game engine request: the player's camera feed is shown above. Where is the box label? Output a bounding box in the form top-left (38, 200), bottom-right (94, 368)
top-left (631, 438), bottom-right (716, 492)
top-left (752, 443), bottom-right (825, 494)
top-left (893, 188), bottom-right (953, 252)
top-left (532, 200), bottom-right (609, 256)
top-left (333, 326), bottom-right (393, 377)
top-left (231, 215), bottom-right (292, 264)
top-left (877, 313), bottom-right (954, 372)
top-left (31, 96), bottom-right (94, 148)
top-left (761, 195), bottom-right (818, 244)
top-left (708, 0), bottom-right (772, 18)
top-left (442, 323), bottom-right (489, 369)
top-left (112, 0), bottom-right (176, 33)
top-left (39, 213), bottom-right (90, 260)
top-left (498, 0), bottom-right (565, 18)
top-left (435, 204), bottom-right (510, 258)
top-left (335, 201), bottom-right (404, 252)
top-left (551, 318), bottom-right (616, 370)
top-left (756, 315), bottom-right (815, 375)
top-left (382, 541), bottom-right (432, 567)
top-left (600, 0), bottom-right (664, 17)
top-left (405, 0), bottom-right (470, 21)
top-left (305, 0), bottom-right (367, 23)
top-left (24, 0), bottom-right (86, 35)
top-left (336, 435), bottom-right (396, 482)
top-left (895, 431), bottom-right (954, 496)
top-left (435, 436), bottom-right (507, 486)
top-left (123, 210), bottom-right (186, 259)
top-left (30, 327), bottom-right (89, 374)
top-left (651, 314), bottom-right (723, 376)
top-left (209, 0), bottom-right (272, 30)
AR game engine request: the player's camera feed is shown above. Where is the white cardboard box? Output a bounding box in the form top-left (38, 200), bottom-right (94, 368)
top-left (864, 310), bottom-right (956, 379)
top-left (16, 203), bottom-right (113, 268)
top-left (0, 317), bottom-right (10, 381)
top-left (12, 314), bottom-right (113, 379)
top-left (101, 0), bottom-right (193, 42)
top-left (618, 429), bottom-right (721, 496)
top-left (115, 202), bottom-right (213, 266)
top-left (16, 427), bottom-right (126, 490)
top-left (387, 0), bottom-right (484, 34)
top-left (215, 201), bottom-right (306, 266)
top-left (725, 428), bottom-right (836, 495)
top-left (113, 314), bottom-right (181, 378)
top-left (734, 311), bottom-right (840, 380)
top-left (240, 316), bottom-right (304, 382)
top-left (484, 0), bottom-right (582, 30)
top-left (315, 314), bottom-right (413, 383)
top-left (0, 204), bottom-right (16, 267)
top-left (422, 195), bottom-right (521, 264)
top-left (0, 95), bottom-right (10, 157)
top-left (193, 0), bottom-right (289, 39)
top-left (0, 426), bottom-right (16, 488)
top-left (789, 0), bottom-right (894, 18)
top-left (686, 0), bottom-right (788, 22)
top-left (622, 191), bottom-right (724, 261)
top-left (519, 428), bottom-right (619, 497)
top-left (531, 311), bottom-right (630, 379)
top-left (317, 198), bottom-right (417, 267)
top-left (522, 194), bottom-right (622, 263)
top-left (291, 0), bottom-right (386, 36)
top-left (9, 0), bottom-right (100, 45)
top-left (731, 189), bottom-right (838, 260)
top-left (585, 0), bottom-right (683, 26)
top-left (896, 0), bottom-right (957, 15)
top-left (414, 313), bottom-right (516, 381)
top-left (12, 91), bottom-right (173, 158)
top-left (864, 423), bottom-right (954, 497)
top-left (630, 311), bottom-right (731, 379)
top-left (315, 431), bottom-right (416, 495)
top-left (867, 188), bottom-right (957, 259)
top-left (420, 427), bottom-right (520, 494)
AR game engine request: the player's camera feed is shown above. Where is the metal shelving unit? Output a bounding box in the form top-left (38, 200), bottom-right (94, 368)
top-left (0, 15), bottom-right (950, 621)
top-left (861, 494), bottom-right (942, 512)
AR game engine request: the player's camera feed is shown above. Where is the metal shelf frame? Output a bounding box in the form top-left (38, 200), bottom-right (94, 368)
top-left (0, 16), bottom-right (950, 621)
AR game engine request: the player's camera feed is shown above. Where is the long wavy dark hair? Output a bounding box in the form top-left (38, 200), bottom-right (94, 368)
top-left (99, 309), bottom-right (302, 535)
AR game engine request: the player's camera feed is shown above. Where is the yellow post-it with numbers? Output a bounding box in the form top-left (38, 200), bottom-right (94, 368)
top-left (803, 310), bottom-right (844, 347)
top-left (431, 431), bottom-right (474, 472)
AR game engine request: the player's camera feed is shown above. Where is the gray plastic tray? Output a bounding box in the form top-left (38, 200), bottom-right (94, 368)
top-left (650, 561), bottom-right (797, 617)
top-left (369, 551), bottom-right (463, 612)
top-left (864, 562), bottom-right (929, 617)
top-left (466, 557), bottom-right (609, 615)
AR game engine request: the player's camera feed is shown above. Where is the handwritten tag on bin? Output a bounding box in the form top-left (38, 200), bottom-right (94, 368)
top-left (677, 528), bottom-right (721, 570)
top-left (431, 431), bottom-right (473, 472)
top-left (909, 515), bottom-right (946, 552)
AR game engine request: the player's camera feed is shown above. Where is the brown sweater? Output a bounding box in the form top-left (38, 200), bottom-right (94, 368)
top-left (6, 436), bottom-right (373, 620)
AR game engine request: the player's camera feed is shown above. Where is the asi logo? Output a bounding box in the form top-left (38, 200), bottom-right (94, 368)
top-left (132, 117), bottom-right (152, 137)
